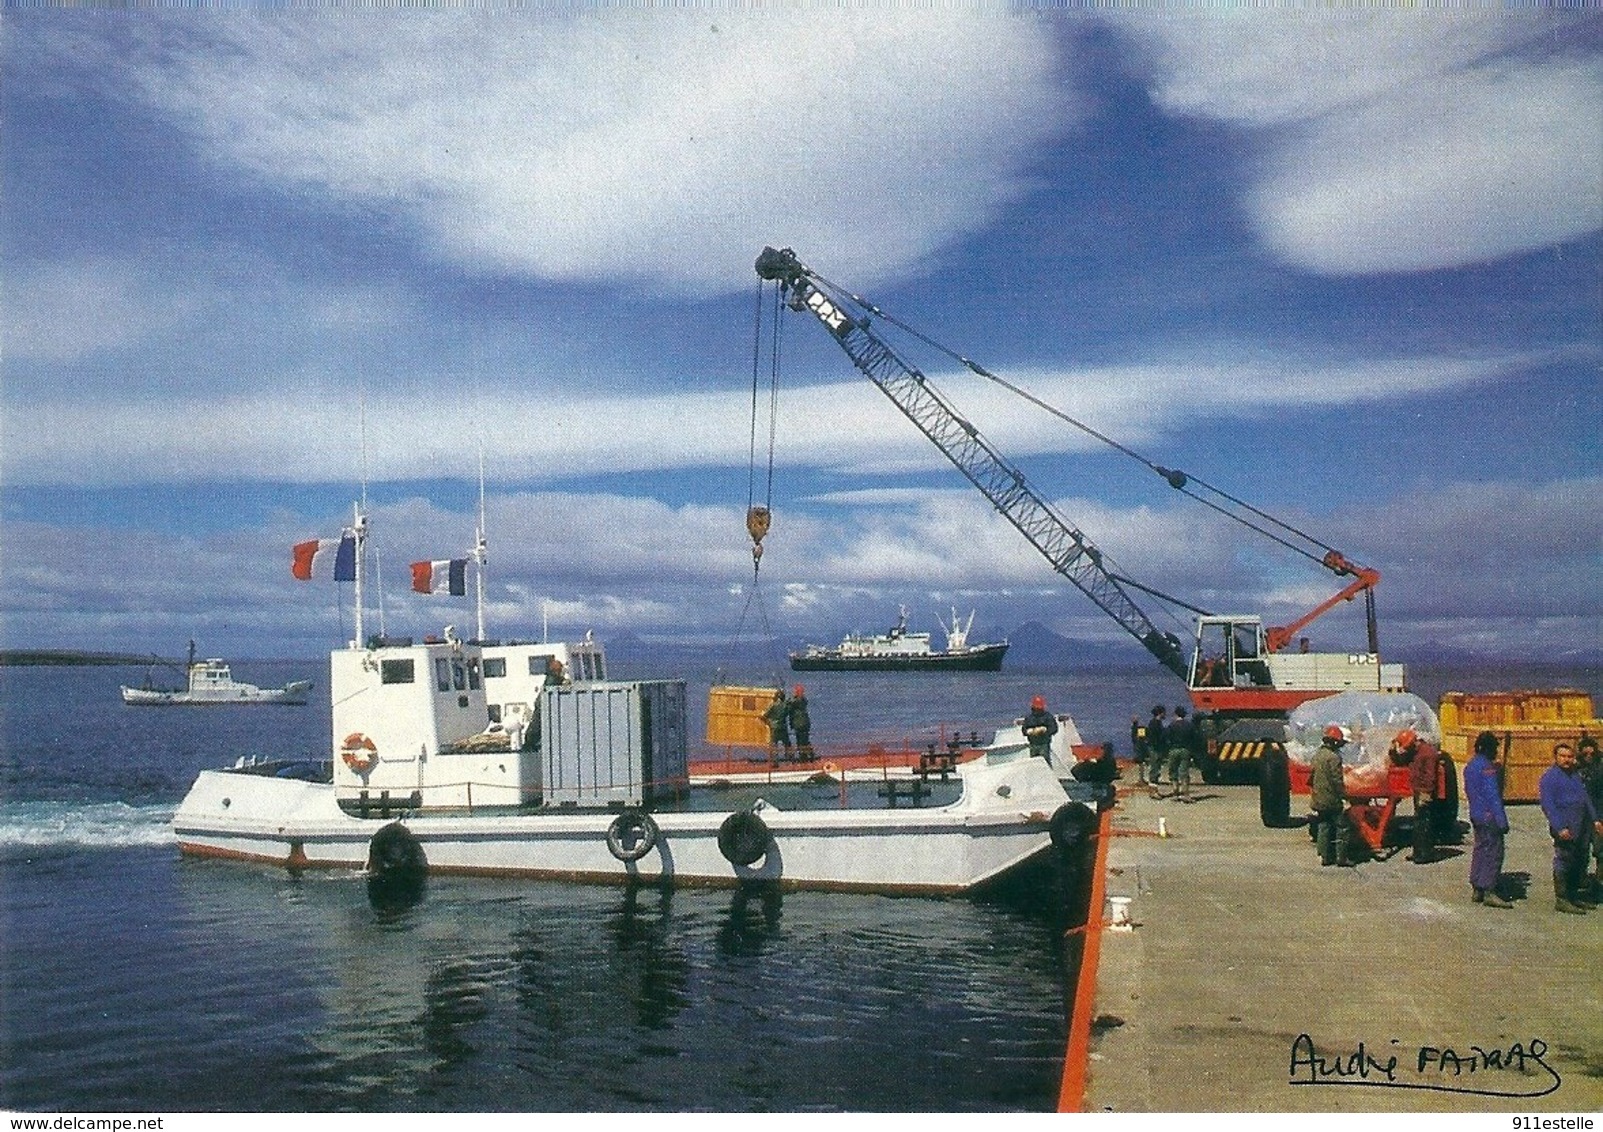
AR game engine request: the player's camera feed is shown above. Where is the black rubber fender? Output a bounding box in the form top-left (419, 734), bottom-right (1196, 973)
top-left (1049, 802), bottom-right (1098, 850)
top-left (605, 809), bottom-right (660, 863)
top-left (366, 821), bottom-right (427, 910)
top-left (717, 809), bottom-right (770, 866)
top-left (1259, 746), bottom-right (1292, 828)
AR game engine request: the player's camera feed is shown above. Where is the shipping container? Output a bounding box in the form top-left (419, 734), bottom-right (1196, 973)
top-left (542, 680), bottom-right (688, 808)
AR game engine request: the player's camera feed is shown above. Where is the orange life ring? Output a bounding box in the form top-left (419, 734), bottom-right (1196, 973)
top-left (341, 731), bottom-right (379, 774)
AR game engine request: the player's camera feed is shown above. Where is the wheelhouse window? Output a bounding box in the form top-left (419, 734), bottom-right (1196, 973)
top-left (380, 659), bottom-right (415, 685)
top-left (483, 657), bottom-right (506, 679)
top-left (436, 658), bottom-right (452, 692)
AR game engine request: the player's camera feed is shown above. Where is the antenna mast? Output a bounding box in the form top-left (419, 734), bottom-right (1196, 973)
top-left (475, 445), bottom-right (488, 642)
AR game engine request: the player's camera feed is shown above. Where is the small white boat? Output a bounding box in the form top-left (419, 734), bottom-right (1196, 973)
top-left (121, 642), bottom-right (312, 706)
top-left (172, 631), bottom-right (1093, 896)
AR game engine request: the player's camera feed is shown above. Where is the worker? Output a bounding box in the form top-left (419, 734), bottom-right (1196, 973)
top-left (1164, 706), bottom-right (1194, 800)
top-left (1463, 730), bottom-right (1512, 908)
top-left (1394, 728), bottom-right (1444, 864)
top-left (1023, 695), bottom-right (1058, 760)
top-left (1309, 725), bottom-right (1351, 867)
top-left (1580, 736), bottom-right (1603, 902)
top-left (787, 684), bottom-right (813, 761)
top-left (763, 689), bottom-right (791, 762)
top-left (1539, 741), bottom-right (1601, 915)
top-left (1071, 741), bottom-right (1120, 812)
top-left (1129, 716), bottom-right (1147, 778)
top-left (1145, 705), bottom-right (1168, 788)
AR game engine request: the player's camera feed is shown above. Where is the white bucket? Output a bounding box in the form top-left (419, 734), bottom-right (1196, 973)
top-left (1105, 895), bottom-right (1134, 931)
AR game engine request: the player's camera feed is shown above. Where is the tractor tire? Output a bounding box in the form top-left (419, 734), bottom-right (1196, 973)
top-left (1259, 747), bottom-right (1292, 829)
top-left (1434, 753), bottom-right (1461, 844)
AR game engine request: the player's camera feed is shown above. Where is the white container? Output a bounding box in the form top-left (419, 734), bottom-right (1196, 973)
top-left (542, 680), bottom-right (687, 808)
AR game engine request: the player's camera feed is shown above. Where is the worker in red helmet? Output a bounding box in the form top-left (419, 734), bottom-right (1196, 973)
top-left (1309, 724), bottom-right (1352, 867)
top-left (786, 684), bottom-right (813, 761)
top-left (1393, 727), bottom-right (1445, 865)
top-left (1023, 695), bottom-right (1058, 760)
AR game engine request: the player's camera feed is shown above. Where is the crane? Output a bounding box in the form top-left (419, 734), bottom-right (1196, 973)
top-left (754, 247), bottom-right (1404, 770)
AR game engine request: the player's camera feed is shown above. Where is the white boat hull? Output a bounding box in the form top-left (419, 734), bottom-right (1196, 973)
top-left (172, 751), bottom-right (1081, 895)
top-left (121, 680), bottom-right (312, 706)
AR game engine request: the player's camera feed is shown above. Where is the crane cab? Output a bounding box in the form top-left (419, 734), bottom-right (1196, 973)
top-left (1188, 615), bottom-right (1406, 716)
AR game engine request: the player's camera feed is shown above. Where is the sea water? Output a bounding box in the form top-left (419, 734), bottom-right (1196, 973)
top-left (1, 655), bottom-right (1596, 1112)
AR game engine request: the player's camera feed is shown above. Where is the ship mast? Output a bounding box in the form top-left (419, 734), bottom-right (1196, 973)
top-left (474, 446), bottom-right (488, 642)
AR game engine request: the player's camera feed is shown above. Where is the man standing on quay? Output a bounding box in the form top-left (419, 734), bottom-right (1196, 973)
top-left (1463, 731), bottom-right (1511, 908)
top-left (1539, 741), bottom-right (1602, 915)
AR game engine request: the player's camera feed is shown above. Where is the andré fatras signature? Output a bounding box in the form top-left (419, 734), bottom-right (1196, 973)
top-left (1289, 1033), bottom-right (1562, 1098)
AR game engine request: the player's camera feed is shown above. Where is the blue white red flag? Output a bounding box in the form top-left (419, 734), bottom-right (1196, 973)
top-left (292, 534), bottom-right (357, 582)
top-left (410, 558), bottom-right (468, 596)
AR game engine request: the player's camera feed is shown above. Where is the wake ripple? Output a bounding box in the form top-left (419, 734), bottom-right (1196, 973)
top-left (0, 800), bottom-right (176, 849)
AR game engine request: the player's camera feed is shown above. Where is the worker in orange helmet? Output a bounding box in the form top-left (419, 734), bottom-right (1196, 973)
top-left (1310, 724), bottom-right (1352, 867)
top-left (1023, 695), bottom-right (1058, 760)
top-left (1393, 727), bottom-right (1445, 865)
top-left (786, 684), bottom-right (813, 761)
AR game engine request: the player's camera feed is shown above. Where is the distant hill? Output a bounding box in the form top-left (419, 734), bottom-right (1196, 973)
top-left (0, 649), bottom-right (178, 667)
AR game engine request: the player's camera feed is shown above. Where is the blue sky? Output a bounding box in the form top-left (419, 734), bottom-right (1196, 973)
top-left (2, 8), bottom-right (1599, 664)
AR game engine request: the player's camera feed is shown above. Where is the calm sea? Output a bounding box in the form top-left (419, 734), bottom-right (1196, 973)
top-left (1, 652), bottom-right (1597, 1113)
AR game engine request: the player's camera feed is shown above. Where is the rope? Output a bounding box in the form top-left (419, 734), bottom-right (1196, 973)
top-left (802, 268), bottom-right (1340, 569)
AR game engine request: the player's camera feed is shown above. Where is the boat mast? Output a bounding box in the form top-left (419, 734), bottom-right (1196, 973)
top-left (475, 446), bottom-right (488, 642)
top-left (351, 501), bottom-right (368, 648)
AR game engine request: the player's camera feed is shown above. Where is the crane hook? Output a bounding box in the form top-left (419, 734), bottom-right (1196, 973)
top-left (746, 505), bottom-right (772, 572)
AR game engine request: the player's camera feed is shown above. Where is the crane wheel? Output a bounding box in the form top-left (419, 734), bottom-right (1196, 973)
top-left (1259, 747), bottom-right (1292, 829)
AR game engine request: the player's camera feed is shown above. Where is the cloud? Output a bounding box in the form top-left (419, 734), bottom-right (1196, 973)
top-left (24, 10), bottom-right (1066, 295)
top-left (1109, 10), bottom-right (1603, 273)
top-left (0, 345), bottom-right (1537, 487)
top-left (5, 473), bottom-right (1597, 660)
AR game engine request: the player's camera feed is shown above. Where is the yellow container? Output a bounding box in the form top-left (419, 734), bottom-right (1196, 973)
top-left (706, 685), bottom-right (782, 749)
top-left (1439, 690), bottom-right (1602, 802)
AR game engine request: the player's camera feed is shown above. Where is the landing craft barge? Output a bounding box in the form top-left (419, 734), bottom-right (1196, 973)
top-left (790, 607), bottom-right (1008, 673)
top-left (172, 631), bottom-right (1093, 896)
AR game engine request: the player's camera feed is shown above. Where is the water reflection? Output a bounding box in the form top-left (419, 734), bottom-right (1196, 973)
top-left (715, 881), bottom-right (784, 958)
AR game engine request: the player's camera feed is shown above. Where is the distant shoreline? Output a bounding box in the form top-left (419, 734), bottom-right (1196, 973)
top-left (0, 650), bottom-right (179, 667)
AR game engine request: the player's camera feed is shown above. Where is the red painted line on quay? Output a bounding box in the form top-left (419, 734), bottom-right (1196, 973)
top-left (1057, 806), bottom-right (1114, 1113)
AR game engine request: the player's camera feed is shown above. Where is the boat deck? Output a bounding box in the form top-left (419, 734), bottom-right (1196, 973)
top-left (1061, 778), bottom-right (1603, 1112)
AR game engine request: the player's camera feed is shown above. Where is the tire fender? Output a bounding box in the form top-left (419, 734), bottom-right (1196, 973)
top-left (605, 809), bottom-right (660, 863)
top-left (717, 810), bottom-right (770, 867)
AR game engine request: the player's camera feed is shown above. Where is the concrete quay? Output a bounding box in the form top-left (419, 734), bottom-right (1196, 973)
top-left (1077, 780), bottom-right (1602, 1113)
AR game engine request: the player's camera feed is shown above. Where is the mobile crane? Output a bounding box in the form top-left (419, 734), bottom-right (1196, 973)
top-left (753, 246), bottom-right (1405, 782)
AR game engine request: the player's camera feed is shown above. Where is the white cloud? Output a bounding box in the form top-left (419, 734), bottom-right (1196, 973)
top-left (4, 471), bottom-right (1596, 659)
top-left (1109, 10), bottom-right (1603, 274)
top-left (41, 10), bottom-right (1066, 295)
top-left (0, 347), bottom-right (1534, 487)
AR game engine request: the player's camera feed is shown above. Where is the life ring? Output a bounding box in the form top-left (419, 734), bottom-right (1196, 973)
top-left (341, 732), bottom-right (379, 774)
top-left (717, 809), bottom-right (770, 866)
top-left (606, 809), bottom-right (660, 863)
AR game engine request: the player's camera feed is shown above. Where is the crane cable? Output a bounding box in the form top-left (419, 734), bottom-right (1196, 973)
top-left (727, 279), bottom-right (785, 675)
top-left (800, 268), bottom-right (1346, 573)
top-left (745, 279), bottom-right (781, 576)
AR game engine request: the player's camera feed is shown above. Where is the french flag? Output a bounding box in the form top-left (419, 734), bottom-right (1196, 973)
top-left (411, 558), bottom-right (468, 596)
top-left (292, 534), bottom-right (357, 582)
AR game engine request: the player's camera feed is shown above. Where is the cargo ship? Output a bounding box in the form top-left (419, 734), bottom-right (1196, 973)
top-left (789, 607), bottom-right (1008, 673)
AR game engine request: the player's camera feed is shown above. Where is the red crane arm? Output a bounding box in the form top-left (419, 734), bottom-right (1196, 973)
top-left (1265, 551), bottom-right (1381, 654)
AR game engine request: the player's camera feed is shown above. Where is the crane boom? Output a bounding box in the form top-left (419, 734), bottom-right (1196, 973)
top-left (755, 246), bottom-right (1188, 678)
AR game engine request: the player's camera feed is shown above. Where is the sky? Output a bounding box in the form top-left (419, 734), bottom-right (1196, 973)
top-left (2, 7), bottom-right (1600, 667)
